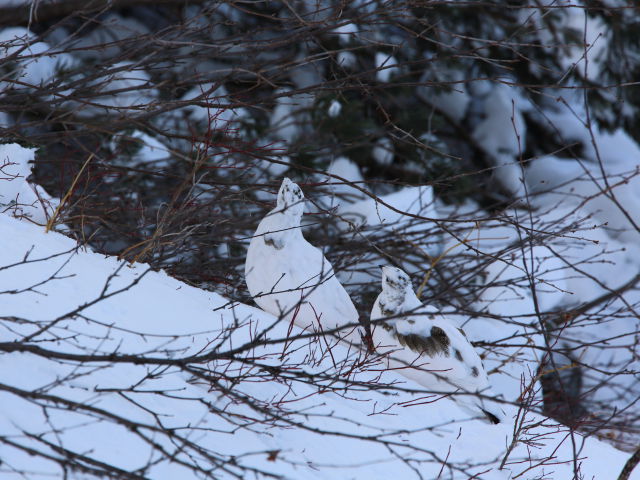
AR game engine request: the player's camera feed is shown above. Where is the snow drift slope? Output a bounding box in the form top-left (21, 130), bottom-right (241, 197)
top-left (0, 214), bottom-right (636, 479)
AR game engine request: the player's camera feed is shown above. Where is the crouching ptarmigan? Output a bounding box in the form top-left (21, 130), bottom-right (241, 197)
top-left (371, 266), bottom-right (506, 424)
top-left (245, 178), bottom-right (362, 343)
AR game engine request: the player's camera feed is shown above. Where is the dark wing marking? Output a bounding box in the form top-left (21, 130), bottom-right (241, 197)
top-left (430, 326), bottom-right (450, 350)
top-left (264, 234), bottom-right (285, 250)
top-left (381, 322), bottom-right (393, 332)
top-left (395, 326), bottom-right (451, 357)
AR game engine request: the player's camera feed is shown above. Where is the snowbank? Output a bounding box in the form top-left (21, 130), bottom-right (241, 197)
top-left (0, 207), bottom-right (635, 479)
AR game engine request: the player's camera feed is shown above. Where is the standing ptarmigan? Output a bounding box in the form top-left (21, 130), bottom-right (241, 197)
top-left (371, 266), bottom-right (506, 424)
top-left (245, 178), bottom-right (361, 343)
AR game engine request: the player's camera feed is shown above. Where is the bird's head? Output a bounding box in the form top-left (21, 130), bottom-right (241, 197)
top-left (277, 177), bottom-right (305, 217)
top-left (381, 266), bottom-right (411, 294)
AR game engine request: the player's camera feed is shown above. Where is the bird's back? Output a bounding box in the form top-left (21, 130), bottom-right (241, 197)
top-left (372, 296), bottom-right (508, 424)
top-left (372, 300), bottom-right (489, 392)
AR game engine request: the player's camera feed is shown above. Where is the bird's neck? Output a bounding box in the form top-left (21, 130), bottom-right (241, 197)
top-left (262, 208), bottom-right (303, 249)
top-left (380, 288), bottom-right (422, 316)
top-left (402, 289), bottom-right (423, 311)
top-left (379, 289), bottom-right (405, 317)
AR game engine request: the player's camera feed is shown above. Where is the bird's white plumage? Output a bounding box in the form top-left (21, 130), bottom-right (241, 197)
top-left (371, 266), bottom-right (506, 424)
top-left (245, 178), bottom-right (361, 343)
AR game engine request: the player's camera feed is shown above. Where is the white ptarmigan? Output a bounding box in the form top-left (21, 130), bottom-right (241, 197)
top-left (245, 178), bottom-right (361, 343)
top-left (371, 266), bottom-right (506, 424)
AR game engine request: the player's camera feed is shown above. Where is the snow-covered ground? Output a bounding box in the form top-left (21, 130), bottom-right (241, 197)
top-left (1, 4), bottom-right (639, 477)
top-left (0, 144), bottom-right (638, 479)
top-left (0, 209), bottom-right (635, 480)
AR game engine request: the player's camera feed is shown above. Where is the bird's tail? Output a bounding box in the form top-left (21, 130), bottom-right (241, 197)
top-left (455, 391), bottom-right (507, 425)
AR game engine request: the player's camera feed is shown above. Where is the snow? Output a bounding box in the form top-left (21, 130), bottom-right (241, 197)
top-left (339, 184), bottom-right (435, 231)
top-left (108, 130), bottom-right (171, 167)
top-left (332, 22), bottom-right (359, 45)
top-left (0, 111), bottom-right (11, 128)
top-left (419, 71), bottom-right (470, 124)
top-left (479, 244), bottom-right (569, 317)
top-left (543, 102), bottom-right (640, 167)
top-left (68, 61), bottom-right (155, 117)
top-left (334, 185), bottom-right (441, 286)
top-left (375, 52), bottom-right (399, 82)
top-left (518, 97), bottom-right (640, 441)
top-left (180, 82), bottom-right (248, 132)
top-left (526, 154), bottom-right (640, 244)
top-left (260, 154), bottom-right (291, 178)
top-left (0, 143), bottom-right (58, 224)
top-left (0, 143), bottom-right (33, 201)
top-left (0, 27), bottom-right (77, 90)
top-left (437, 155), bottom-right (640, 441)
top-left (269, 88), bottom-right (305, 143)
top-left (337, 51), bottom-right (357, 69)
top-left (0, 136), bottom-right (637, 480)
top-left (1, 5), bottom-right (639, 479)
top-left (526, 98), bottom-right (640, 245)
top-left (522, 1), bottom-right (608, 79)
top-left (372, 136), bottom-right (394, 166)
top-left (434, 182), bottom-right (640, 416)
top-left (327, 99), bottom-right (342, 118)
top-left (472, 84), bottom-right (528, 198)
top-left (324, 156), bottom-right (368, 208)
top-left (67, 13), bottom-right (150, 62)
top-left (0, 210), bottom-right (637, 479)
